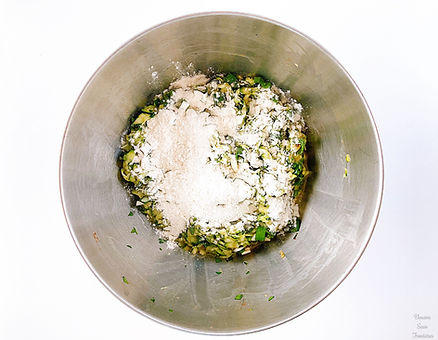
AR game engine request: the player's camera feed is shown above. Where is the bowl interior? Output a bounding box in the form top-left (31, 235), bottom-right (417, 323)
top-left (60, 13), bottom-right (382, 334)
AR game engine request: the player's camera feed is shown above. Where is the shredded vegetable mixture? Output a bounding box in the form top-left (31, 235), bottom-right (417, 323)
top-left (119, 73), bottom-right (309, 259)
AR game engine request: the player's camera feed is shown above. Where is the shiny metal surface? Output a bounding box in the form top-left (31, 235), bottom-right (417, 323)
top-left (60, 12), bottom-right (383, 335)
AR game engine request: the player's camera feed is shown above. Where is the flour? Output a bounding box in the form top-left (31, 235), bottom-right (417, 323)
top-left (137, 78), bottom-right (252, 242)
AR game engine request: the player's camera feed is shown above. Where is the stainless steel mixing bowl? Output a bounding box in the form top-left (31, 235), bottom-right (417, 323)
top-left (60, 12), bottom-right (383, 335)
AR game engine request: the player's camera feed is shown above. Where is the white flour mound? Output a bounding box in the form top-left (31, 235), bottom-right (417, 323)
top-left (138, 76), bottom-right (251, 241)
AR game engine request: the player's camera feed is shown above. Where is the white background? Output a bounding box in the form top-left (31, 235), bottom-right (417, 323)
top-left (1, 1), bottom-right (437, 339)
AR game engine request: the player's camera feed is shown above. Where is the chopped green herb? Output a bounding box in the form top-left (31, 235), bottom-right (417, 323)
top-left (216, 271), bottom-right (222, 275)
top-left (128, 211), bottom-right (134, 216)
top-left (130, 227), bottom-right (138, 234)
top-left (288, 218), bottom-right (301, 233)
top-left (243, 261), bottom-right (248, 265)
top-left (235, 145), bottom-right (244, 160)
top-left (255, 226), bottom-right (266, 241)
top-left (168, 309), bottom-right (173, 312)
top-left (159, 247), bottom-right (162, 251)
top-left (246, 271), bottom-right (250, 275)
top-left (298, 138), bottom-right (306, 155)
top-left (344, 168), bottom-right (348, 177)
top-left (126, 244), bottom-right (132, 248)
top-left (215, 258), bottom-right (222, 263)
top-left (254, 76), bottom-right (271, 88)
top-left (158, 238), bottom-right (166, 244)
top-left (122, 276), bottom-right (129, 284)
top-left (235, 294), bottom-right (243, 300)
top-left (295, 218), bottom-right (301, 230)
top-left (262, 80), bottom-right (271, 89)
top-left (268, 296), bottom-right (275, 301)
top-left (150, 297), bottom-right (155, 303)
top-left (224, 73), bottom-right (238, 84)
top-left (215, 93), bottom-right (225, 104)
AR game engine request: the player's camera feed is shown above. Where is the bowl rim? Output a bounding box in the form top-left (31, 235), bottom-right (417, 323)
top-left (59, 11), bottom-right (384, 336)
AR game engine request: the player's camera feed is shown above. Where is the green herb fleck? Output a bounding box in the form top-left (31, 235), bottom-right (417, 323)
top-left (346, 154), bottom-right (351, 163)
top-left (254, 76), bottom-right (262, 85)
top-left (268, 296), bottom-right (275, 301)
top-left (243, 261), bottom-right (248, 265)
top-left (254, 76), bottom-right (271, 88)
top-left (224, 73), bottom-right (238, 84)
top-left (215, 258), bottom-right (222, 263)
top-left (122, 276), bottom-right (129, 284)
top-left (296, 218), bottom-right (301, 230)
top-left (168, 309), bottom-right (173, 312)
top-left (344, 168), bottom-right (348, 177)
top-left (150, 297), bottom-right (155, 303)
top-left (216, 271), bottom-right (222, 275)
top-left (298, 138), bottom-right (306, 155)
top-left (130, 227), bottom-right (138, 234)
top-left (289, 218), bottom-right (301, 233)
top-left (235, 145), bottom-right (244, 160)
top-left (235, 294), bottom-right (243, 300)
top-left (126, 244), bottom-right (132, 248)
top-left (158, 238), bottom-right (166, 244)
top-left (246, 271), bottom-right (250, 275)
top-left (255, 226), bottom-right (266, 241)
top-left (215, 93), bottom-right (225, 104)
top-left (128, 211), bottom-right (134, 216)
top-left (159, 247), bottom-right (162, 251)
